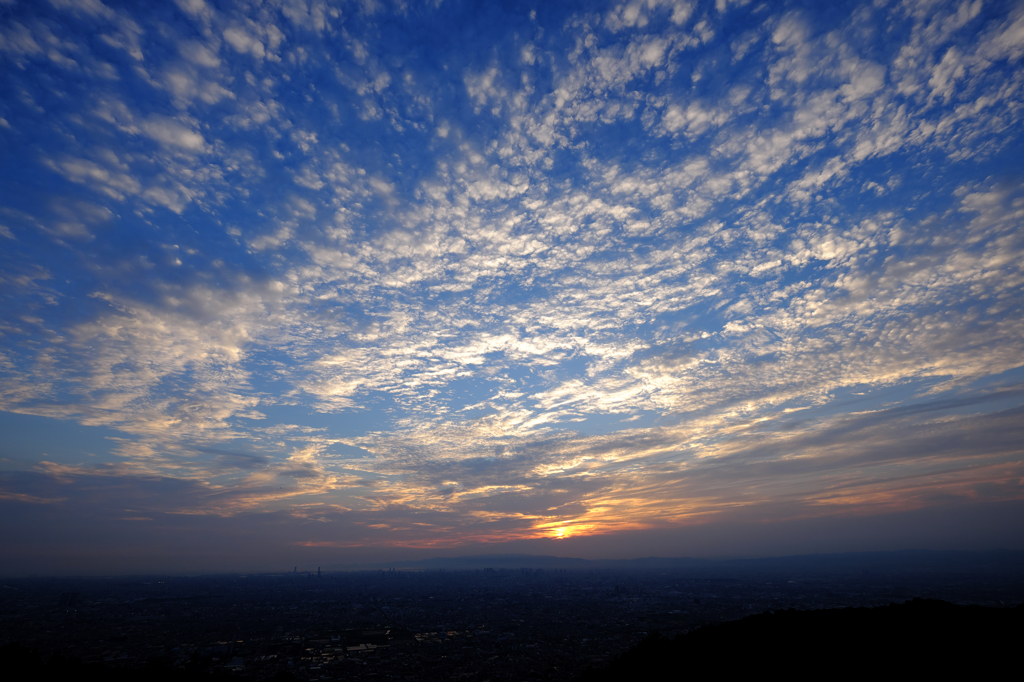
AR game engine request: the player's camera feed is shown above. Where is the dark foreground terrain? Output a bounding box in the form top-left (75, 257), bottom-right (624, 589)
top-left (4, 599), bottom-right (1022, 681)
top-left (2, 551), bottom-right (1022, 680)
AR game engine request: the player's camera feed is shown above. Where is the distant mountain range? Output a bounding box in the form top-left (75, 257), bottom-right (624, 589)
top-left (332, 549), bottom-right (1024, 574)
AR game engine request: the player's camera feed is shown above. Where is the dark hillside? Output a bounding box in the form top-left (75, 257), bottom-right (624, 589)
top-left (576, 599), bottom-right (1024, 680)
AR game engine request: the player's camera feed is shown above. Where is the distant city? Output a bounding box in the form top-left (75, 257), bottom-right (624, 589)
top-left (3, 551), bottom-right (1022, 681)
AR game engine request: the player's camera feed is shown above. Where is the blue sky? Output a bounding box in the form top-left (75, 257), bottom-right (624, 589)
top-left (1, 0), bottom-right (1023, 574)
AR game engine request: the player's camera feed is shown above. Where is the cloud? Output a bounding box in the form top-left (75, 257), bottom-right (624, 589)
top-left (140, 116), bottom-right (207, 151)
top-left (223, 26), bottom-right (265, 59)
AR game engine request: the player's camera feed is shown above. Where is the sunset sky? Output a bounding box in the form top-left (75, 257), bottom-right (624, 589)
top-left (2, 0), bottom-right (1023, 575)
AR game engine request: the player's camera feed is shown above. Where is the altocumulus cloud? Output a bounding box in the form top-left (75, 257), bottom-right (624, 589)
top-left (1, 0), bottom-right (1023, 572)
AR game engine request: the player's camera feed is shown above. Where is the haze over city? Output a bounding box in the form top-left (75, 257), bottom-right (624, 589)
top-left (2, 0), bottom-right (1023, 576)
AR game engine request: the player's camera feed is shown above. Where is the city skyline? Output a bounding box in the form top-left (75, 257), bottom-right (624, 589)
top-left (2, 0), bottom-right (1023, 575)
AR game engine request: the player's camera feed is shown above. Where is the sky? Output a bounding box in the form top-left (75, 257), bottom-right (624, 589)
top-left (1, 0), bottom-right (1023, 575)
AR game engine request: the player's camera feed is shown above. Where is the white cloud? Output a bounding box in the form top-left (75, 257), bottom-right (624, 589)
top-left (223, 26), bottom-right (265, 59)
top-left (180, 39), bottom-right (220, 68)
top-left (44, 155), bottom-right (142, 200)
top-left (140, 116), bottom-right (207, 151)
top-left (0, 22), bottom-right (43, 58)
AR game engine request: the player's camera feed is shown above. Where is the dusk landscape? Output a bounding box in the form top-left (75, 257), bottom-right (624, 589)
top-left (2, 0), bottom-right (1023, 679)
